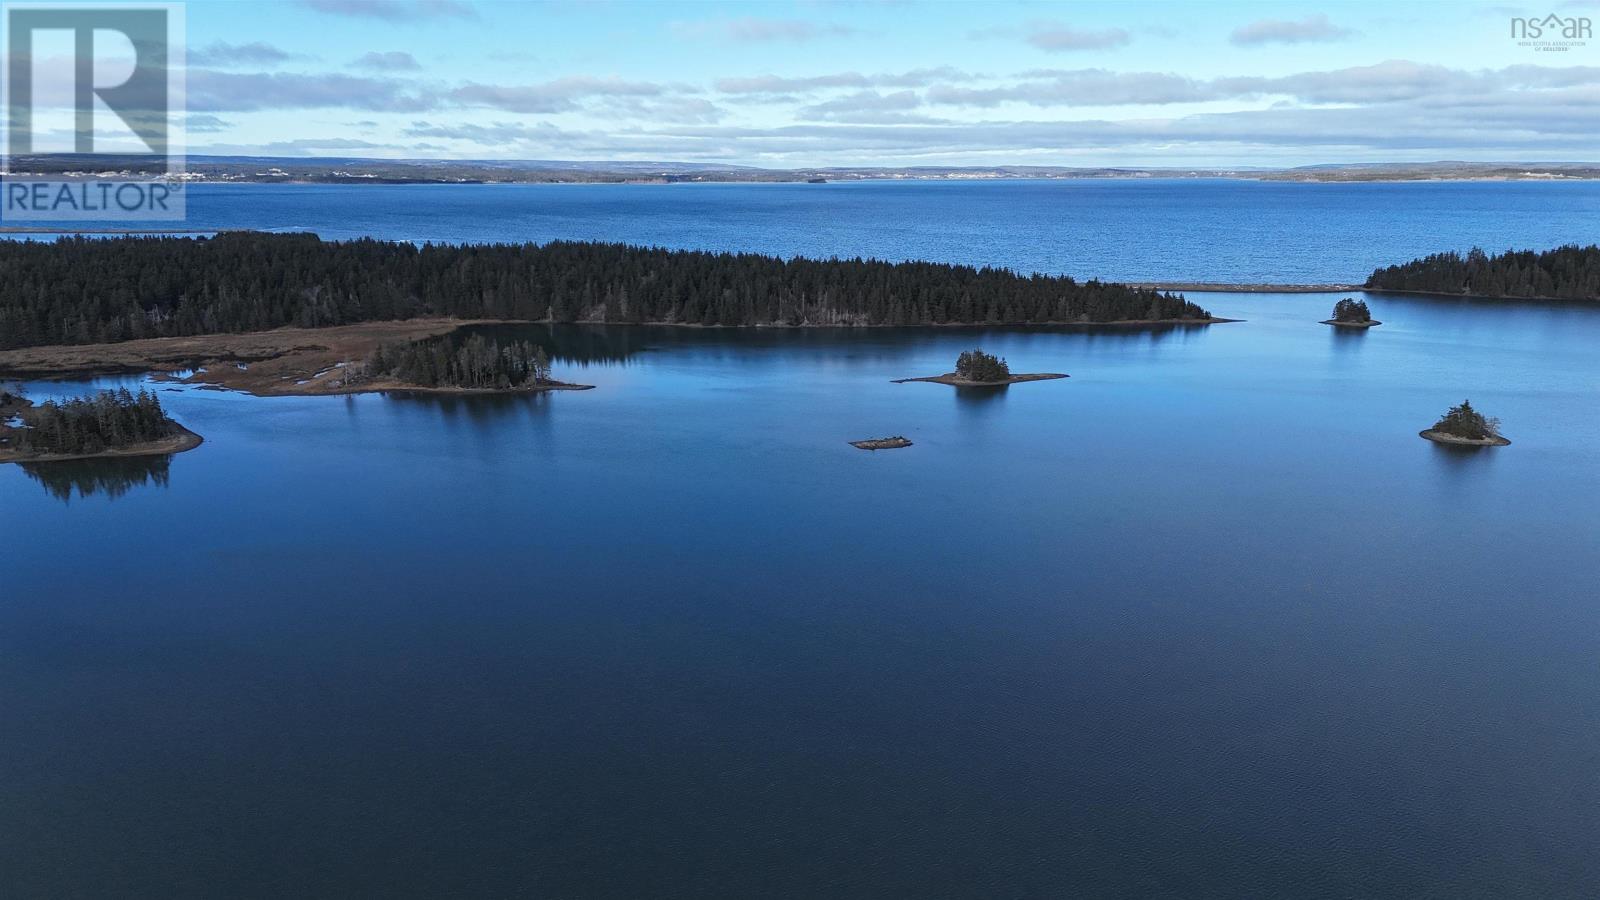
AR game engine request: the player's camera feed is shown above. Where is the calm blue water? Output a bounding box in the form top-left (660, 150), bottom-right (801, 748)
top-left (3, 185), bottom-right (1600, 897)
top-left (46, 178), bottom-right (1600, 283)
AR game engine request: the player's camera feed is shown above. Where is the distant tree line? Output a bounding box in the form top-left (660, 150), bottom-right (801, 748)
top-left (1366, 245), bottom-right (1600, 299)
top-left (1330, 298), bottom-right (1372, 323)
top-left (9, 388), bottom-right (178, 455)
top-left (1431, 400), bottom-right (1500, 441)
top-left (367, 333), bottom-right (552, 389)
top-left (0, 233), bottom-right (1213, 350)
top-left (955, 349), bottom-right (1010, 381)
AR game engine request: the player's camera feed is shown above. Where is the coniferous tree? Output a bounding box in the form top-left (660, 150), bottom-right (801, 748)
top-left (1330, 298), bottom-right (1371, 323)
top-left (1431, 400), bottom-right (1501, 440)
top-left (954, 349), bottom-right (1010, 381)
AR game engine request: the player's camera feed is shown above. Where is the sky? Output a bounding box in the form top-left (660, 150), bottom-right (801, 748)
top-left (28, 0), bottom-right (1600, 166)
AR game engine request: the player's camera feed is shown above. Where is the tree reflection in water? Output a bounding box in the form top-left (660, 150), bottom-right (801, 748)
top-left (18, 455), bottom-right (173, 503)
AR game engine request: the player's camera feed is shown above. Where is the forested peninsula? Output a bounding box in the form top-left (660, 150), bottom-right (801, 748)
top-left (1365, 245), bottom-right (1600, 300)
top-left (0, 233), bottom-right (1217, 352)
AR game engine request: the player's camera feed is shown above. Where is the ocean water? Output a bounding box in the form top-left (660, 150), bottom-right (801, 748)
top-left (41, 177), bottom-right (1600, 283)
top-left (2, 184), bottom-right (1599, 898)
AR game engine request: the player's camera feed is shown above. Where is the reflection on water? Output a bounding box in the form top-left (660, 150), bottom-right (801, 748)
top-left (1329, 324), bottom-right (1370, 352)
top-left (378, 387), bottom-right (556, 421)
top-left (953, 384), bottom-right (1009, 409)
top-left (18, 454), bottom-right (174, 502)
top-left (1429, 439), bottom-right (1500, 468)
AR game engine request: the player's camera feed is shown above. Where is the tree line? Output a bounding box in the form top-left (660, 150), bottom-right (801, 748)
top-left (366, 333), bottom-right (553, 389)
top-left (0, 233), bottom-right (1213, 350)
top-left (8, 388), bottom-right (178, 455)
top-left (1365, 245), bottom-right (1600, 300)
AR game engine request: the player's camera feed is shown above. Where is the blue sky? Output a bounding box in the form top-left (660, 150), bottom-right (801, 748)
top-left (137, 0), bottom-right (1600, 164)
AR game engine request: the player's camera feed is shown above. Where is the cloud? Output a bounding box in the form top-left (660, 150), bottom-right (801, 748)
top-left (972, 20), bottom-right (1131, 52)
top-left (797, 90), bottom-right (935, 123)
top-left (449, 77), bottom-right (671, 114)
top-left (402, 120), bottom-right (605, 150)
top-left (715, 67), bottom-right (970, 96)
top-left (1230, 14), bottom-right (1353, 46)
top-left (297, 0), bottom-right (476, 22)
top-left (1024, 22), bottom-right (1131, 52)
top-left (932, 70), bottom-right (1209, 107)
top-left (674, 17), bottom-right (861, 42)
top-left (187, 70), bottom-right (439, 112)
top-left (918, 61), bottom-right (1600, 109)
top-left (352, 51), bottom-right (423, 71)
top-left (188, 41), bottom-right (305, 68)
top-left (178, 56), bottom-right (1600, 164)
top-left (182, 113), bottom-right (233, 133)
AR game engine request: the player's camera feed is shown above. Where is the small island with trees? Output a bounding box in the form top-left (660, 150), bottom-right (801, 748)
top-left (355, 333), bottom-right (592, 394)
top-left (850, 436), bottom-right (913, 451)
top-left (894, 348), bottom-right (1068, 387)
top-left (1420, 400), bottom-right (1510, 446)
top-left (0, 387), bottom-right (202, 464)
top-left (1321, 297), bottom-right (1380, 328)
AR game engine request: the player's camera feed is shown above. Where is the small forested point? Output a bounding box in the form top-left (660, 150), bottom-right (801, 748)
top-left (0, 233), bottom-right (1214, 350)
top-left (10, 388), bottom-right (178, 455)
top-left (1431, 399), bottom-right (1501, 441)
top-left (1366, 244), bottom-right (1600, 300)
top-left (955, 349), bottom-right (1010, 382)
top-left (367, 333), bottom-right (553, 389)
top-left (1331, 297), bottom-right (1372, 322)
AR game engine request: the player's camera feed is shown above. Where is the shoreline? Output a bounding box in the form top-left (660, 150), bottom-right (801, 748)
top-left (0, 424), bottom-right (203, 465)
top-left (0, 317), bottom-right (1232, 390)
top-left (893, 372), bottom-right (1068, 386)
top-left (850, 436), bottom-right (913, 450)
top-left (1130, 282), bottom-right (1360, 293)
top-left (1362, 287), bottom-right (1600, 303)
top-left (1419, 430), bottom-right (1511, 447)
top-left (297, 380), bottom-right (595, 397)
top-left (1321, 318), bottom-right (1381, 328)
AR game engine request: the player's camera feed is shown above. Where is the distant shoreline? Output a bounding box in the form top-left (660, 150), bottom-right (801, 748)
top-left (1130, 282), bottom-right (1360, 293)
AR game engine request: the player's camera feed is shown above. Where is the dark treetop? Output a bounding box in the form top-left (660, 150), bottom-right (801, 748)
top-left (955, 349), bottom-right (1011, 381)
top-left (1330, 297), bottom-right (1372, 323)
top-left (1365, 245), bottom-right (1600, 300)
top-left (1431, 400), bottom-right (1501, 441)
top-left (0, 233), bottom-right (1212, 350)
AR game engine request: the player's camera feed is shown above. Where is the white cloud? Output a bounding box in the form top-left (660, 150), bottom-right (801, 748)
top-left (352, 51), bottom-right (422, 72)
top-left (971, 21), bottom-right (1131, 52)
top-left (1230, 14), bottom-right (1354, 46)
top-left (297, 0), bottom-right (476, 21)
top-left (674, 17), bottom-right (861, 43)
